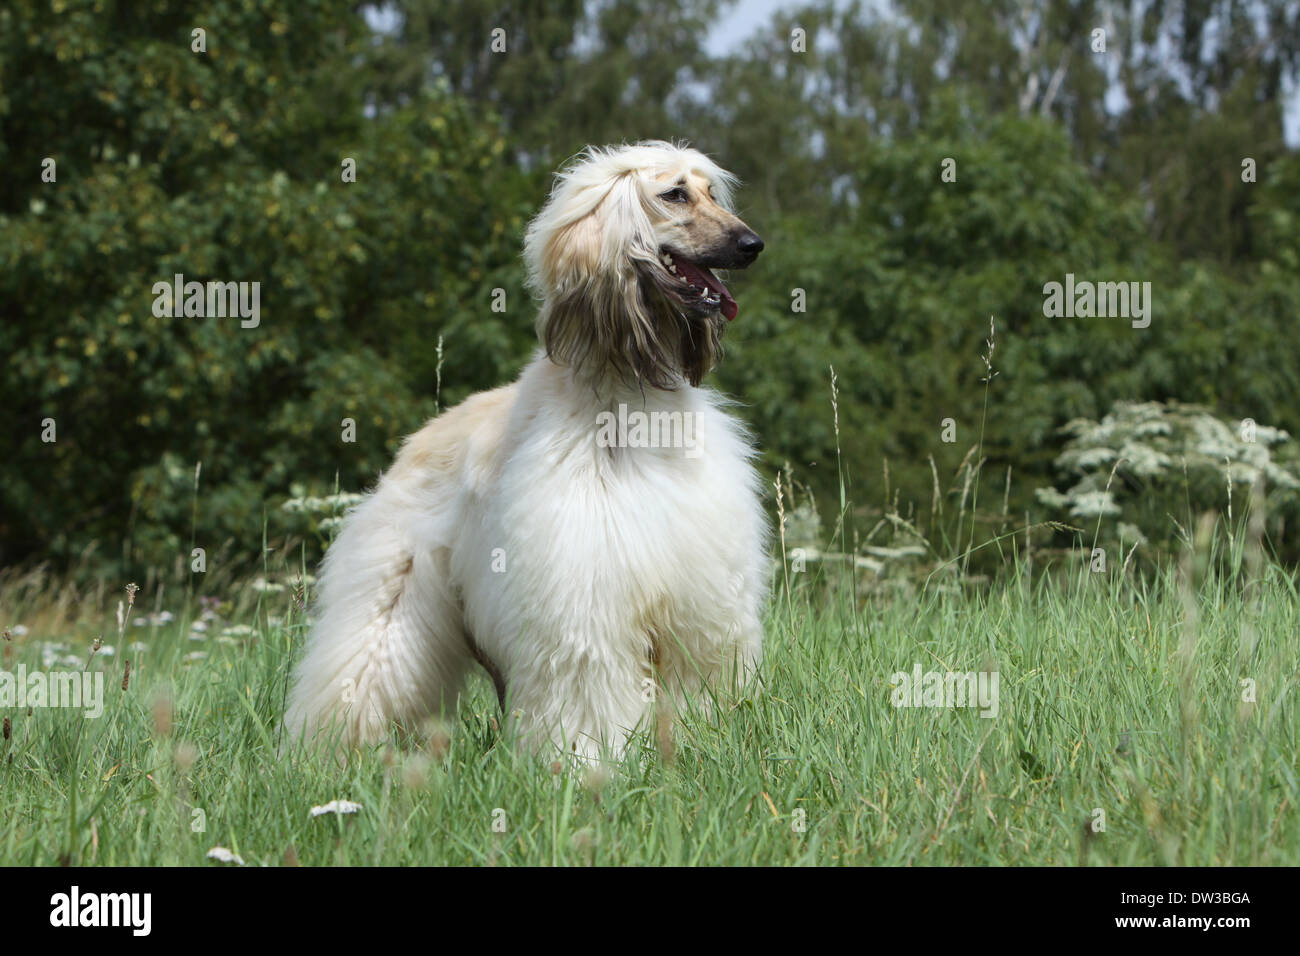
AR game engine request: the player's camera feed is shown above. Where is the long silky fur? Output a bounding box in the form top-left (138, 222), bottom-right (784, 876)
top-left (526, 141), bottom-right (736, 389)
top-left (283, 141), bottom-right (767, 764)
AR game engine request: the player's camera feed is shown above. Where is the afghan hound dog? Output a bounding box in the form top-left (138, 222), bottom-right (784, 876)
top-left (283, 141), bottom-right (768, 761)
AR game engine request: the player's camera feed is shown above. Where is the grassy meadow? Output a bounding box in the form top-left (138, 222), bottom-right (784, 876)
top-left (1, 529), bottom-right (1295, 866)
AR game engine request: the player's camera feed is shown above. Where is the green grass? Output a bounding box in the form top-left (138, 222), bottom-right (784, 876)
top-left (2, 550), bottom-right (1296, 865)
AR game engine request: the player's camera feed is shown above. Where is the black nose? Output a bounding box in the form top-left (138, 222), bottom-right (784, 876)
top-left (737, 231), bottom-right (764, 257)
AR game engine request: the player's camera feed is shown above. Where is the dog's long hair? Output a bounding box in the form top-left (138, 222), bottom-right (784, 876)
top-left (283, 141), bottom-right (767, 762)
top-left (525, 141), bottom-right (740, 389)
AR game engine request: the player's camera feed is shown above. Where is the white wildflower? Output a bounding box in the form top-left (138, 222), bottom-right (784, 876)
top-left (1059, 446), bottom-right (1117, 472)
top-left (1067, 490), bottom-right (1121, 519)
top-left (1117, 523), bottom-right (1148, 546)
top-left (1116, 440), bottom-right (1171, 477)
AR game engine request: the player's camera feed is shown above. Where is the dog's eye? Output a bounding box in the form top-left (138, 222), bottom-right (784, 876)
top-left (659, 187), bottom-right (689, 204)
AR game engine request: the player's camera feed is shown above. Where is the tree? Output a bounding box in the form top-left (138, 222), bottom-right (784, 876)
top-left (364, 0), bottom-right (726, 169)
top-left (0, 0), bottom-right (533, 574)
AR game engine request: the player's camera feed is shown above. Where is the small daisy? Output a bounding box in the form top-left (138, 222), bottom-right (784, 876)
top-left (309, 799), bottom-right (363, 818)
top-left (206, 847), bottom-right (245, 865)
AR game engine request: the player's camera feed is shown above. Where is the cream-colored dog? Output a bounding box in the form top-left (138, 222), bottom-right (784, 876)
top-left (283, 141), bottom-right (768, 760)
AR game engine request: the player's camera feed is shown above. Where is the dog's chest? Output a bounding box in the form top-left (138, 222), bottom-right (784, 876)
top-left (475, 394), bottom-right (762, 616)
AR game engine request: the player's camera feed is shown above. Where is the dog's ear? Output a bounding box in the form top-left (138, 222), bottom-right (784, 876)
top-left (529, 171), bottom-right (681, 390)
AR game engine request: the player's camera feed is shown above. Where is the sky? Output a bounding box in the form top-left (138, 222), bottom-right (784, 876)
top-left (705, 0), bottom-right (798, 55)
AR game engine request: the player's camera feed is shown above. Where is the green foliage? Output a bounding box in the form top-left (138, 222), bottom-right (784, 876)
top-left (3, 0), bottom-right (1300, 575)
top-left (1036, 401), bottom-right (1300, 554)
top-left (716, 100), bottom-right (1300, 563)
top-left (366, 0), bottom-right (726, 170)
top-left (0, 1), bottom-right (535, 574)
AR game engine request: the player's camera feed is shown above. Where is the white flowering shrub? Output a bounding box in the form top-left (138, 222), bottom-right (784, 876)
top-left (280, 483), bottom-right (365, 547)
top-left (1036, 401), bottom-right (1300, 553)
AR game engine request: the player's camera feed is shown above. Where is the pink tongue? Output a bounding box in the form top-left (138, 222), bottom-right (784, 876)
top-left (675, 258), bottom-right (739, 321)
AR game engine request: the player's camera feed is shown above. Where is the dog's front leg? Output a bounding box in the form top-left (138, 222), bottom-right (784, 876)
top-left (501, 631), bottom-right (654, 763)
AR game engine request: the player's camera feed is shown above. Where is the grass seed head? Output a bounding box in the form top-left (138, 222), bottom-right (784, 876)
top-left (151, 689), bottom-right (173, 737)
top-left (174, 741), bottom-right (198, 772)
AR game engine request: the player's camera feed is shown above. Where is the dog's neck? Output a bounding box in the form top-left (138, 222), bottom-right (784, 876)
top-left (537, 282), bottom-right (724, 392)
top-left (537, 351), bottom-right (697, 410)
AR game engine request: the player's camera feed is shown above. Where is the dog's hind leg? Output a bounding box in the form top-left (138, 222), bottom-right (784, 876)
top-left (282, 493), bottom-right (469, 755)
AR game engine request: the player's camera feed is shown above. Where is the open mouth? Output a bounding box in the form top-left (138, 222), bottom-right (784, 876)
top-left (660, 252), bottom-right (739, 321)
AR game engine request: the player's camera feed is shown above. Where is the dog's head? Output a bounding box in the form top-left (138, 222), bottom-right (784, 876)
top-left (524, 141), bottom-right (763, 389)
